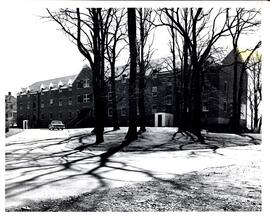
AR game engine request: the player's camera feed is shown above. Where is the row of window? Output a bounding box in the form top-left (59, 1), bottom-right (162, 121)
top-left (203, 100), bottom-right (229, 113)
top-left (107, 105), bottom-right (159, 117)
top-left (41, 111), bottom-right (73, 120)
top-left (20, 94), bottom-right (92, 110)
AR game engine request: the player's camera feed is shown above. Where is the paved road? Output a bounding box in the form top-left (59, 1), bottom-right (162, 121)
top-left (5, 129), bottom-right (261, 209)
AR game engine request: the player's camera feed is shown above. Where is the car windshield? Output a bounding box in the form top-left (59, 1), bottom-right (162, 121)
top-left (51, 121), bottom-right (63, 124)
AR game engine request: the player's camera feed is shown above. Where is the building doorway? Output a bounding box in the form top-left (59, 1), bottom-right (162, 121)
top-left (158, 114), bottom-right (162, 127)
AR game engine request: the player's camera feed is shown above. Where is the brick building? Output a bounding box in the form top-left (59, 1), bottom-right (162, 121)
top-left (16, 50), bottom-right (247, 130)
top-left (5, 92), bottom-right (17, 127)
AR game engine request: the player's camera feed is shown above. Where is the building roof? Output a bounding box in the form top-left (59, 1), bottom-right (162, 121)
top-left (26, 74), bottom-right (77, 93)
top-left (19, 65), bottom-right (91, 94)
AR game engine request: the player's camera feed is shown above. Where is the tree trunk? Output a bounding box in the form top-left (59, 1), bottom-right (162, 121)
top-left (182, 39), bottom-right (189, 131)
top-left (110, 62), bottom-right (120, 131)
top-left (254, 94), bottom-right (258, 129)
top-left (231, 46), bottom-right (241, 133)
top-left (125, 8), bottom-right (138, 142)
top-left (138, 8), bottom-right (146, 133)
top-left (92, 8), bottom-right (104, 144)
top-left (190, 61), bottom-right (204, 143)
top-left (170, 13), bottom-right (180, 129)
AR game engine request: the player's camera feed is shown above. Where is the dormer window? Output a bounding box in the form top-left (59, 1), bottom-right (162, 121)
top-left (58, 81), bottom-right (63, 92)
top-left (58, 81), bottom-right (63, 87)
top-left (49, 82), bottom-right (54, 90)
top-left (40, 84), bottom-right (45, 91)
top-left (68, 79), bottom-right (73, 88)
top-left (40, 84), bottom-right (45, 95)
top-left (26, 87), bottom-right (30, 96)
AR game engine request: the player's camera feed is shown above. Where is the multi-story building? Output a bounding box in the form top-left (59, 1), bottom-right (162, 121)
top-left (17, 65), bottom-right (94, 128)
top-left (16, 50), bottom-right (247, 131)
top-left (5, 92), bottom-right (17, 128)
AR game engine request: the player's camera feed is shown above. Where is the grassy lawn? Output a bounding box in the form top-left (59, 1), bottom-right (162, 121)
top-left (7, 161), bottom-right (261, 212)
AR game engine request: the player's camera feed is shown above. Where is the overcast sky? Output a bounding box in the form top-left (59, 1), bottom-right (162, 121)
top-left (0, 1), bottom-right (264, 96)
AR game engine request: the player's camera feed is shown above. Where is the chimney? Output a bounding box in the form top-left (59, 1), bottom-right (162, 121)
top-left (8, 92), bottom-right (11, 96)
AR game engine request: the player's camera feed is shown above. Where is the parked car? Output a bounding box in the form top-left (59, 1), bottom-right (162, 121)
top-left (48, 120), bottom-right (65, 130)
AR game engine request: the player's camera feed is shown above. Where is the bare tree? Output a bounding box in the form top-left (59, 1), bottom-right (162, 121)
top-left (125, 8), bottom-right (138, 142)
top-left (46, 8), bottom-right (113, 144)
top-left (247, 51), bottom-right (262, 132)
top-left (226, 8), bottom-right (261, 133)
top-left (137, 8), bottom-right (156, 133)
top-left (167, 9), bottom-right (179, 128)
top-left (160, 8), bottom-right (231, 143)
top-left (105, 8), bottom-right (127, 131)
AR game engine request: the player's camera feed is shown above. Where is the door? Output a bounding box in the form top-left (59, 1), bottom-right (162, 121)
top-left (158, 114), bottom-right (162, 127)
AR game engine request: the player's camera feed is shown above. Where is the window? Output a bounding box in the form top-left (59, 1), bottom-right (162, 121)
top-left (121, 78), bottom-right (126, 84)
top-left (59, 89), bottom-right (62, 93)
top-left (108, 92), bottom-right (112, 101)
top-left (41, 101), bottom-right (44, 108)
top-left (41, 91), bottom-right (44, 96)
top-left (27, 94), bottom-right (30, 98)
top-left (77, 95), bottom-right (83, 103)
top-left (83, 94), bottom-right (90, 103)
top-left (69, 111), bottom-right (72, 119)
top-left (41, 114), bottom-right (45, 120)
top-left (59, 99), bottom-right (62, 107)
top-left (223, 101), bottom-right (227, 112)
top-left (108, 84), bottom-right (112, 92)
top-left (77, 80), bottom-right (83, 89)
top-left (121, 107), bottom-right (126, 116)
top-left (50, 113), bottom-right (53, 119)
top-left (20, 103), bottom-right (23, 110)
top-left (27, 102), bottom-right (30, 110)
top-left (50, 99), bottom-right (54, 106)
top-left (33, 102), bottom-right (36, 109)
top-left (166, 95), bottom-right (172, 105)
top-left (152, 86), bottom-right (157, 97)
top-left (58, 112), bottom-right (62, 119)
top-left (224, 81), bottom-right (228, 92)
top-left (83, 79), bottom-right (90, 88)
top-left (167, 82), bottom-right (173, 92)
top-left (152, 105), bottom-right (157, 114)
top-left (69, 87), bottom-right (72, 91)
top-left (68, 97), bottom-right (72, 105)
top-left (202, 102), bottom-right (209, 112)
top-left (108, 107), bottom-right (113, 117)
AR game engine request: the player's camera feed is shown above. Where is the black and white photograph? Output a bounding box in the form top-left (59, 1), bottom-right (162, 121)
top-left (2, 0), bottom-right (268, 213)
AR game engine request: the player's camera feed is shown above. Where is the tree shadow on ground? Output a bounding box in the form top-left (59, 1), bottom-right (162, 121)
top-left (6, 129), bottom-right (180, 206)
top-left (7, 162), bottom-right (261, 211)
top-left (5, 129), bottom-right (261, 210)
